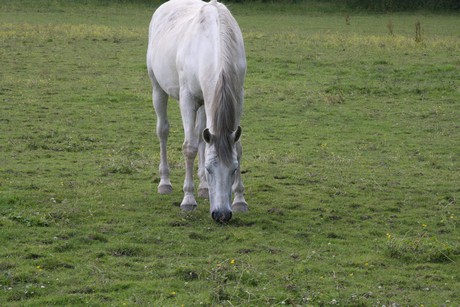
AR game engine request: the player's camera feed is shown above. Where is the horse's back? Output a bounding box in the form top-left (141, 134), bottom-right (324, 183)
top-left (147, 0), bottom-right (245, 101)
top-left (147, 0), bottom-right (212, 99)
top-left (149, 0), bottom-right (203, 35)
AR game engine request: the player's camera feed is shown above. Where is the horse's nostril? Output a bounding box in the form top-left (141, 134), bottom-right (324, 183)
top-left (212, 211), bottom-right (232, 223)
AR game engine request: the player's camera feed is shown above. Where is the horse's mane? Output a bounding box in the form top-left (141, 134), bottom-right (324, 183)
top-left (209, 2), bottom-right (243, 166)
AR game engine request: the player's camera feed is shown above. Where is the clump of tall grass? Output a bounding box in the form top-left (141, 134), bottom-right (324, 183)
top-left (0, 23), bottom-right (140, 42)
top-left (253, 30), bottom-right (457, 51)
top-left (207, 258), bottom-right (262, 304)
top-left (102, 148), bottom-right (153, 175)
top-left (387, 19), bottom-right (394, 36)
top-left (415, 20), bottom-right (422, 43)
top-left (385, 230), bottom-right (458, 263)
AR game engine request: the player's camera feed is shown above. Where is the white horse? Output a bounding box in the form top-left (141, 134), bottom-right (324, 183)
top-left (147, 0), bottom-right (248, 222)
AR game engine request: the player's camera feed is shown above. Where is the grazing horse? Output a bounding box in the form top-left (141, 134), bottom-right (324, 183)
top-left (147, 0), bottom-right (248, 222)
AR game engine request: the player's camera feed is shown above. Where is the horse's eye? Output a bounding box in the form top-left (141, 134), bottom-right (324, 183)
top-left (205, 167), bottom-right (213, 175)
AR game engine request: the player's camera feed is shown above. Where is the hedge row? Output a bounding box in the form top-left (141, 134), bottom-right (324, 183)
top-left (224, 0), bottom-right (460, 11)
top-left (343, 0), bottom-right (460, 11)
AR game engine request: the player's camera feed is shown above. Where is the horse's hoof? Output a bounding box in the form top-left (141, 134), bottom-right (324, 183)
top-left (198, 188), bottom-right (209, 199)
top-left (158, 184), bottom-right (173, 194)
top-left (232, 202), bottom-right (248, 212)
top-left (180, 203), bottom-right (197, 212)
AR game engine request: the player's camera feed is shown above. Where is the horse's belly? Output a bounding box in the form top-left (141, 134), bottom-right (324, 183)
top-left (154, 64), bottom-right (180, 100)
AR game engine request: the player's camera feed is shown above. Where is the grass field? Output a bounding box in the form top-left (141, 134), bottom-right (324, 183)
top-left (1, 0), bottom-right (459, 305)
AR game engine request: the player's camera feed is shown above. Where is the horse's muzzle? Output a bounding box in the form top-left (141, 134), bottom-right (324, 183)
top-left (212, 210), bottom-right (232, 223)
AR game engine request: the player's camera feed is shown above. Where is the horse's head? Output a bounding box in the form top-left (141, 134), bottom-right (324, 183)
top-left (203, 126), bottom-right (241, 223)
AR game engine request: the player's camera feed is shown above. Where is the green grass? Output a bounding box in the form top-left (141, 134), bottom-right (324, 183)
top-left (1, 0), bottom-right (459, 305)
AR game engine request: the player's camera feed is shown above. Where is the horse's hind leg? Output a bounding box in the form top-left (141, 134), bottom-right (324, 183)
top-left (152, 82), bottom-right (172, 194)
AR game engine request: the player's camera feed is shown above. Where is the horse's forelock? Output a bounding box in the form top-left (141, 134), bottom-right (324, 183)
top-left (213, 133), bottom-right (234, 167)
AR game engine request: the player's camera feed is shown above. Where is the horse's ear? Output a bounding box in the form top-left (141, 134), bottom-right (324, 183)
top-left (203, 128), bottom-right (213, 144)
top-left (233, 126), bottom-right (242, 142)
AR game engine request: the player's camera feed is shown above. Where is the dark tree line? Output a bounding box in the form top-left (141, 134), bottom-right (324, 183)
top-left (342, 0), bottom-right (460, 11)
top-left (224, 0), bottom-right (460, 11)
top-left (108, 0), bottom-right (459, 11)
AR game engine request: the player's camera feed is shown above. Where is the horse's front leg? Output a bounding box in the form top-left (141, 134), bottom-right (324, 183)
top-left (196, 106), bottom-right (209, 198)
top-left (232, 141), bottom-right (248, 212)
top-left (179, 91), bottom-right (200, 211)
